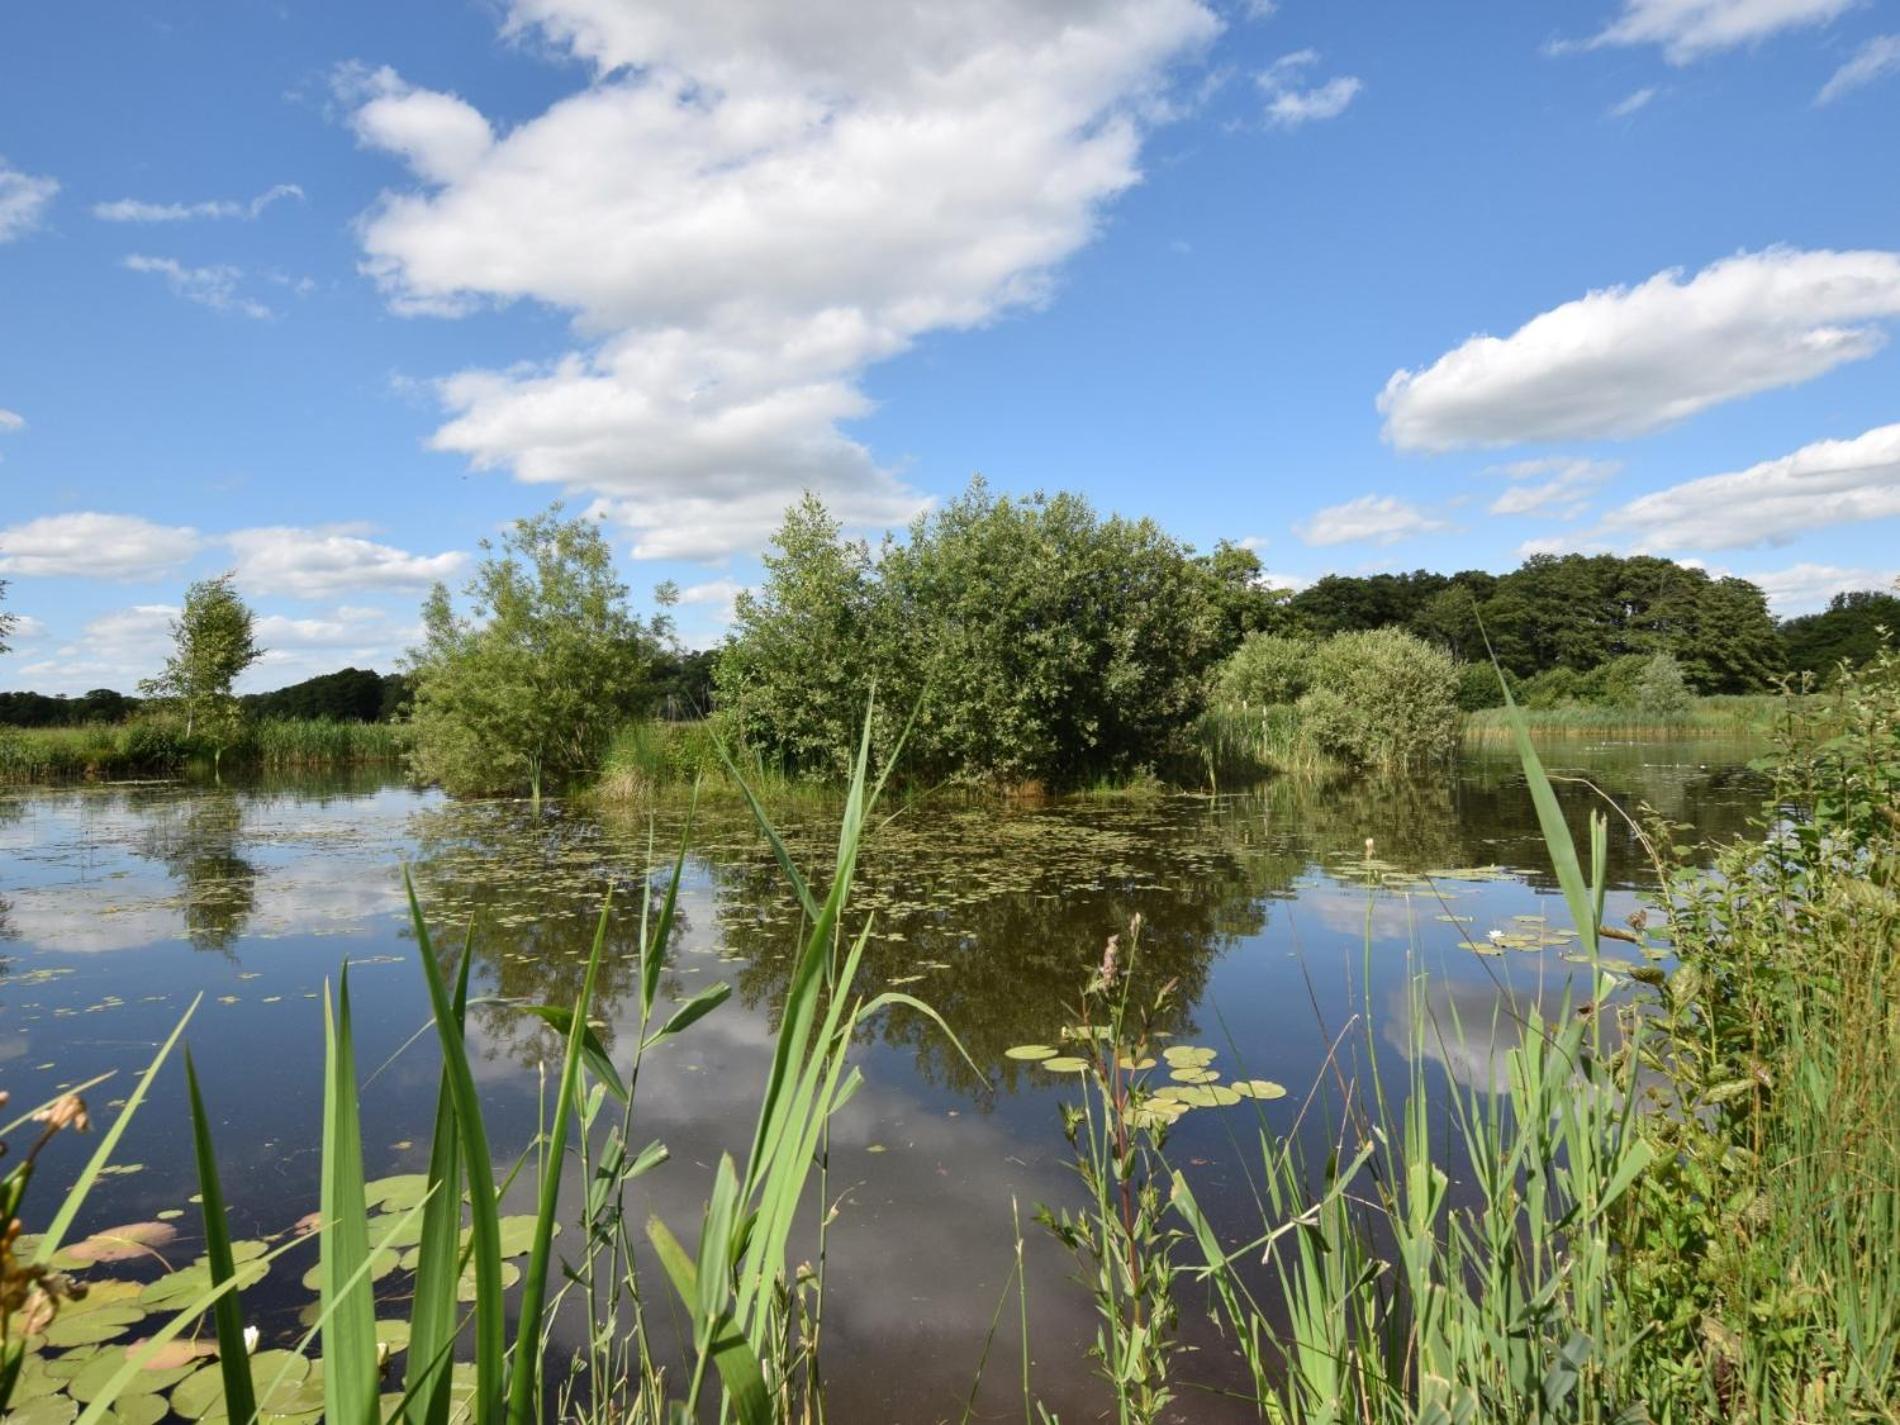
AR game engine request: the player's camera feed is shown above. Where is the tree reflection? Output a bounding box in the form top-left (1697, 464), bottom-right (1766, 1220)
top-left (133, 788), bottom-right (260, 955)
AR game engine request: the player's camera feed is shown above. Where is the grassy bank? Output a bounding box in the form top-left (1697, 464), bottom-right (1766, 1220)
top-left (0, 717), bottom-right (412, 782)
top-left (5, 656), bottom-right (1897, 1422)
top-left (1462, 692), bottom-right (1785, 740)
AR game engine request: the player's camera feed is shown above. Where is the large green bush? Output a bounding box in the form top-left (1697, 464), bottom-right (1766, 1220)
top-left (1294, 628), bottom-right (1460, 768)
top-left (1216, 634), bottom-right (1315, 707)
top-left (716, 481), bottom-right (1231, 786)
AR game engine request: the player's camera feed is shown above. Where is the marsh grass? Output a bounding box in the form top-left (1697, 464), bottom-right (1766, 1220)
top-left (0, 717), bottom-right (410, 782)
top-left (1461, 692), bottom-right (1785, 741)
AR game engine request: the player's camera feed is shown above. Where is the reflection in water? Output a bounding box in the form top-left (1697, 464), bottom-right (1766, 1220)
top-left (0, 743), bottom-right (1764, 1420)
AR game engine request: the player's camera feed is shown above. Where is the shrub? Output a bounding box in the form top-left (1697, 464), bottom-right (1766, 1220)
top-left (1294, 628), bottom-right (1459, 769)
top-left (1634, 650), bottom-right (1692, 717)
top-left (1454, 660), bottom-right (1514, 712)
top-left (1216, 634), bottom-right (1315, 707)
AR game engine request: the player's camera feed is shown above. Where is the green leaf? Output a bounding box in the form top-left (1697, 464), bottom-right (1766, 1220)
top-left (645, 982), bottom-right (732, 1048)
top-left (183, 1049), bottom-right (256, 1425)
top-left (321, 972), bottom-right (380, 1425)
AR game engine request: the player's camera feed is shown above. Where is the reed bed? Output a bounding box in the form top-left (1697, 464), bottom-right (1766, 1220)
top-left (0, 717), bottom-right (411, 782)
top-left (1461, 692), bottom-right (1785, 741)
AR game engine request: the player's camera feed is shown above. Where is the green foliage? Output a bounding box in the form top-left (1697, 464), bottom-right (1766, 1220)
top-left (1634, 650), bottom-right (1692, 716)
top-left (1216, 632), bottom-right (1314, 706)
top-left (138, 573), bottom-right (263, 762)
top-left (0, 717), bottom-right (407, 782)
top-left (1293, 627), bottom-right (1460, 769)
top-left (0, 576), bottom-right (16, 656)
top-left (407, 505), bottom-right (664, 800)
top-left (1292, 554), bottom-right (1784, 692)
top-left (717, 480), bottom-right (1229, 786)
top-left (1779, 586), bottom-right (1900, 680)
top-left (243, 667), bottom-right (409, 722)
top-left (1455, 658), bottom-right (1512, 711)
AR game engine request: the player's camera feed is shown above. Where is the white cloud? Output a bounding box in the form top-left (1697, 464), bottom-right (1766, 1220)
top-left (0, 156), bottom-right (58, 241)
top-left (226, 525), bottom-right (467, 598)
top-left (675, 576), bottom-right (748, 627)
top-left (1256, 50), bottom-right (1361, 128)
top-left (339, 0), bottom-right (1219, 560)
top-left (1296, 494), bottom-right (1449, 547)
top-left (0, 408), bottom-right (23, 432)
top-left (1378, 248), bottom-right (1900, 452)
top-left (1606, 85), bottom-right (1658, 117)
top-left (1599, 421), bottom-right (1900, 552)
top-left (1747, 562), bottom-right (1900, 615)
top-left (9, 604), bottom-right (181, 693)
top-left (1558, 0), bottom-right (1854, 64)
top-left (0, 512), bottom-right (203, 580)
top-left (1237, 533), bottom-right (1268, 551)
top-left (5, 614), bottom-right (46, 640)
top-left (123, 255), bottom-right (273, 319)
top-left (1485, 456), bottom-right (1619, 518)
top-left (1817, 34), bottom-right (1900, 103)
top-left (92, 183), bottom-right (304, 223)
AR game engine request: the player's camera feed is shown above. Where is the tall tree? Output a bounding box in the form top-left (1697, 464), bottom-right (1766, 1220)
top-left (407, 505), bottom-right (662, 802)
top-left (0, 577), bottom-right (17, 656)
top-left (139, 573), bottom-right (264, 769)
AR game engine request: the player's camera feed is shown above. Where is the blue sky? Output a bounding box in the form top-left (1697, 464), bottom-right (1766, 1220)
top-left (3, 0), bottom-right (1897, 693)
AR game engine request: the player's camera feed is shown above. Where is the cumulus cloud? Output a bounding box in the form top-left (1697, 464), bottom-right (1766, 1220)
top-left (1606, 85), bottom-right (1658, 117)
top-left (1485, 457), bottom-right (1619, 518)
top-left (1256, 49), bottom-right (1362, 127)
top-left (226, 525), bottom-right (467, 598)
top-left (1296, 494), bottom-right (1449, 547)
top-left (1557, 0), bottom-right (1854, 64)
top-left (1817, 34), bottom-right (1900, 103)
top-left (92, 183), bottom-right (304, 223)
top-left (1747, 562), bottom-right (1900, 615)
top-left (123, 255), bottom-right (273, 319)
top-left (0, 156), bottom-right (59, 241)
top-left (1378, 248), bottom-right (1900, 452)
top-left (8, 604), bottom-right (181, 694)
top-left (339, 0), bottom-right (1219, 559)
top-left (1599, 422), bottom-right (1900, 552)
top-left (0, 512), bottom-right (203, 580)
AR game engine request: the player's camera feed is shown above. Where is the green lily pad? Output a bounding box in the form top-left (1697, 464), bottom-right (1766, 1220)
top-left (363, 1174), bottom-right (430, 1211)
top-left (68, 1351), bottom-right (193, 1402)
top-left (456, 1259), bottom-right (521, 1302)
top-left (1161, 1045), bottom-right (1215, 1068)
top-left (1231, 1079), bottom-right (1288, 1100)
top-left (1004, 1044), bottom-right (1057, 1061)
top-left (42, 1302), bottom-right (145, 1347)
top-left (497, 1214), bottom-right (559, 1258)
top-left (101, 1394), bottom-right (169, 1425)
top-left (1168, 1067), bottom-right (1219, 1085)
top-left (140, 1257), bottom-right (268, 1310)
top-left (8, 1395), bottom-right (78, 1425)
top-left (1037, 1056), bottom-right (1091, 1073)
top-left (301, 1248), bottom-right (399, 1291)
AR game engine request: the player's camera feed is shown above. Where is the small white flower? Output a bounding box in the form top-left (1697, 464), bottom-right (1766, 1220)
top-left (1487, 930), bottom-right (1506, 944)
top-left (243, 1325), bottom-right (260, 1355)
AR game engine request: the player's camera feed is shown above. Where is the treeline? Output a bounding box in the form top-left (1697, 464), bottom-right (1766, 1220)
top-left (0, 667), bottom-right (412, 728)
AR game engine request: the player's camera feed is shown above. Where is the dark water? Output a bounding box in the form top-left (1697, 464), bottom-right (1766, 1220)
top-left (0, 739), bottom-right (1765, 1422)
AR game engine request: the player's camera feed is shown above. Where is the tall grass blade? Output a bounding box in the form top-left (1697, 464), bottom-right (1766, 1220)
top-left (183, 1048), bottom-right (257, 1425)
top-left (406, 926), bottom-right (474, 1425)
top-left (1494, 666), bottom-right (1599, 956)
top-left (322, 971), bottom-right (381, 1425)
top-left (406, 869), bottom-right (507, 1424)
top-left (504, 895), bottom-right (614, 1425)
top-left (32, 997), bottom-right (199, 1264)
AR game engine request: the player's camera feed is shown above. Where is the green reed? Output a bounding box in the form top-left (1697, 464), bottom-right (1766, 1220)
top-left (0, 717), bottom-right (409, 781)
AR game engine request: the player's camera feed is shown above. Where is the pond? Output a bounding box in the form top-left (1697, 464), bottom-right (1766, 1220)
top-left (0, 737), bottom-right (1766, 1422)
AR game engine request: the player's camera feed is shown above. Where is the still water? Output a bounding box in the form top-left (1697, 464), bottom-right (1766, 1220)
top-left (1, 740), bottom-right (1764, 1422)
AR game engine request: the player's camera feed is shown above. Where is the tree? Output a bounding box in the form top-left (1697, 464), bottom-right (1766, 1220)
top-left (1635, 651), bottom-right (1692, 718)
top-left (407, 506), bottom-right (662, 802)
top-left (1780, 588), bottom-right (1900, 681)
top-left (0, 577), bottom-right (16, 656)
top-left (714, 495), bottom-right (878, 779)
top-left (1196, 541), bottom-right (1291, 656)
top-left (1216, 633), bottom-right (1314, 707)
top-left (139, 573), bottom-right (263, 770)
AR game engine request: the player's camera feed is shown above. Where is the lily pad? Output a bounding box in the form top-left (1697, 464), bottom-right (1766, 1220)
top-left (1168, 1067), bottom-right (1219, 1085)
top-left (65, 1222), bottom-right (179, 1265)
top-left (1003, 1044), bottom-right (1057, 1061)
top-left (1037, 1056), bottom-right (1092, 1073)
top-left (8, 1396), bottom-right (78, 1425)
top-left (1230, 1079), bottom-right (1288, 1100)
top-left (41, 1302), bottom-right (145, 1347)
top-left (363, 1174), bottom-right (430, 1211)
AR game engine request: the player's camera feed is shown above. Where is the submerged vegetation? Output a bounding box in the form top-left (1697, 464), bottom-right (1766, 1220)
top-left (4, 646), bottom-right (1895, 1421)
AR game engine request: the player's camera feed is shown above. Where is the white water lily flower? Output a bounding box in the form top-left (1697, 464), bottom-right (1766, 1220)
top-left (244, 1325), bottom-right (260, 1355)
top-left (1487, 930), bottom-right (1506, 944)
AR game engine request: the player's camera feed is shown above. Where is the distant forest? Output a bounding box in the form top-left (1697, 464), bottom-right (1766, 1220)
top-left (0, 555), bottom-right (1892, 729)
top-left (0, 649), bottom-right (719, 728)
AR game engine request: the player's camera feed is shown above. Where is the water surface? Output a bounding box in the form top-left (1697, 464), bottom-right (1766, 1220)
top-left (0, 739), bottom-right (1764, 1421)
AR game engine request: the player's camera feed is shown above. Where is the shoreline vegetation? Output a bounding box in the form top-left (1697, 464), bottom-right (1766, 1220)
top-left (5, 654), bottom-right (1896, 1423)
top-left (0, 717), bottom-right (412, 783)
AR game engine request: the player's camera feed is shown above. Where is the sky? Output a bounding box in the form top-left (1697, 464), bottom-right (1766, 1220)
top-left (2, 0), bottom-right (1898, 695)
